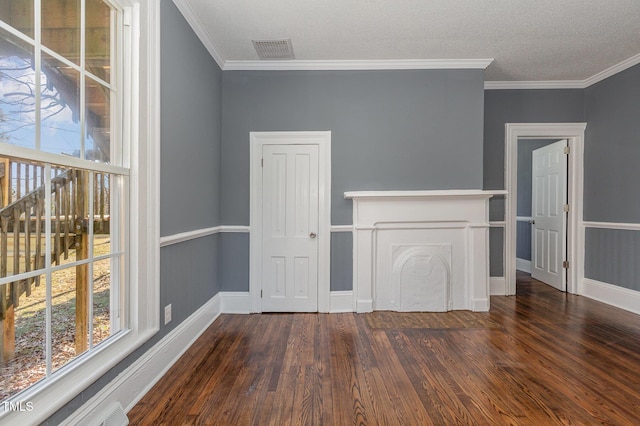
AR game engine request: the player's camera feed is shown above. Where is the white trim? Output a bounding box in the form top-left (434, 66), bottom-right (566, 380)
top-left (344, 189), bottom-right (507, 200)
top-left (582, 278), bottom-right (640, 316)
top-left (221, 225), bottom-right (251, 233)
top-left (330, 291), bottom-right (355, 313)
top-left (490, 276), bottom-right (506, 296)
top-left (583, 53), bottom-right (640, 88)
top-left (516, 258), bottom-right (532, 274)
top-left (223, 58), bottom-right (493, 71)
top-left (331, 225), bottom-right (353, 233)
top-left (250, 131), bottom-right (332, 313)
top-left (484, 80), bottom-right (585, 90)
top-left (1, 2), bottom-right (161, 423)
top-left (504, 123), bottom-right (586, 297)
top-left (0, 144), bottom-right (129, 175)
top-left (583, 221), bottom-right (640, 231)
top-left (220, 292), bottom-right (252, 314)
top-left (159, 225), bottom-right (251, 247)
top-left (171, 0), bottom-right (225, 69)
top-left (485, 53), bottom-right (640, 90)
top-left (61, 294), bottom-right (221, 426)
top-left (517, 216), bottom-right (533, 222)
top-left (347, 191), bottom-right (496, 312)
top-left (160, 226), bottom-right (223, 247)
top-left (490, 221), bottom-right (506, 227)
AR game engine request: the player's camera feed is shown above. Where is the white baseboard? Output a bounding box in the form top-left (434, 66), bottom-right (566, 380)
top-left (62, 294), bottom-right (222, 426)
top-left (330, 291), bottom-right (354, 312)
top-left (582, 278), bottom-right (640, 315)
top-left (220, 291), bottom-right (252, 314)
top-left (516, 258), bottom-right (532, 274)
top-left (356, 299), bottom-right (373, 313)
top-left (472, 298), bottom-right (490, 312)
top-left (490, 276), bottom-right (506, 296)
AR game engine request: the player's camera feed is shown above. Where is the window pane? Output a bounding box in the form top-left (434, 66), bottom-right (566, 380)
top-left (0, 158), bottom-right (47, 280)
top-left (0, 0), bottom-right (35, 39)
top-left (92, 171), bottom-right (109, 252)
top-left (50, 167), bottom-right (89, 266)
top-left (86, 0), bottom-right (111, 83)
top-left (85, 78), bottom-right (110, 163)
top-left (40, 52), bottom-right (82, 157)
top-left (51, 265), bottom-right (88, 372)
top-left (41, 0), bottom-right (80, 65)
top-left (0, 27), bottom-right (36, 149)
top-left (0, 277), bottom-right (47, 400)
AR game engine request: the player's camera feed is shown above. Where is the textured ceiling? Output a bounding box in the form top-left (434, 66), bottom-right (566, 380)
top-left (177, 0), bottom-right (640, 82)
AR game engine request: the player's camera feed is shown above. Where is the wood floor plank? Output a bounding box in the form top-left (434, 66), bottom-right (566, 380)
top-left (129, 276), bottom-right (640, 425)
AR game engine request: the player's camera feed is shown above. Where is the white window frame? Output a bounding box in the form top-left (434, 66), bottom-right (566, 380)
top-left (0, 0), bottom-right (159, 423)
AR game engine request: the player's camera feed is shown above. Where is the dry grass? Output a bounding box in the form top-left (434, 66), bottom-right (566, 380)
top-left (0, 235), bottom-right (115, 401)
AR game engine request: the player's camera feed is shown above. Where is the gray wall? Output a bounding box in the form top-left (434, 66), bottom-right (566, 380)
top-left (222, 69), bottom-right (486, 226)
top-left (484, 89), bottom-right (584, 276)
top-left (485, 65), bottom-right (640, 288)
top-left (45, 1), bottom-right (223, 422)
top-left (220, 69), bottom-right (485, 291)
top-left (583, 64), bottom-right (640, 288)
top-left (584, 65), bottom-right (640, 223)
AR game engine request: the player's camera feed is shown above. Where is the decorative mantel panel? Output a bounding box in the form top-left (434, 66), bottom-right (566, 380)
top-left (344, 190), bottom-right (505, 313)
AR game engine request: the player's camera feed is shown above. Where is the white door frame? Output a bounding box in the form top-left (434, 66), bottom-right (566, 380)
top-left (249, 131), bottom-right (332, 313)
top-left (504, 123), bottom-right (586, 296)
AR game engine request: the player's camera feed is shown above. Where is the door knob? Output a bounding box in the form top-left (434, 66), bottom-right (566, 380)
top-left (529, 219), bottom-right (535, 225)
top-left (309, 232), bottom-right (317, 239)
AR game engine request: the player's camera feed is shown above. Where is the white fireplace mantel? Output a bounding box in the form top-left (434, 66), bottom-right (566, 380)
top-left (345, 190), bottom-right (506, 313)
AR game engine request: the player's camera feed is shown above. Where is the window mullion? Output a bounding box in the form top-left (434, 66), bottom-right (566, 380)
top-left (80, 0), bottom-right (86, 161)
top-left (44, 164), bottom-right (52, 376)
top-left (88, 172), bottom-right (94, 349)
top-left (34, 0), bottom-right (41, 151)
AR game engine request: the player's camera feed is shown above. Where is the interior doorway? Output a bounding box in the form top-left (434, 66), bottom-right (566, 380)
top-left (504, 123), bottom-right (587, 296)
top-left (249, 131), bottom-right (332, 313)
top-left (516, 138), bottom-right (568, 291)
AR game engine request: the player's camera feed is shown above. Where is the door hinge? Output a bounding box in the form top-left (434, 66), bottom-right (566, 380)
top-left (261, 158), bottom-right (263, 167)
top-left (261, 290), bottom-right (263, 298)
top-left (563, 204), bottom-right (570, 213)
top-left (564, 146), bottom-right (571, 155)
top-left (563, 260), bottom-right (569, 269)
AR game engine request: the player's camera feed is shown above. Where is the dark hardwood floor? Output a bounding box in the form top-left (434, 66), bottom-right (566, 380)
top-left (128, 273), bottom-right (640, 425)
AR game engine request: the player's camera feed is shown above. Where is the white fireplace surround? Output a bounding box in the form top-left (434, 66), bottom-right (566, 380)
top-left (345, 190), bottom-right (506, 313)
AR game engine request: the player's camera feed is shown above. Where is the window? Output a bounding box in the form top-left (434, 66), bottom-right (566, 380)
top-left (0, 0), bottom-right (158, 422)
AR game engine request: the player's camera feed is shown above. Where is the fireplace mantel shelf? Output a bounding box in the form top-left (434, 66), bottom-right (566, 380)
top-left (344, 189), bottom-right (507, 199)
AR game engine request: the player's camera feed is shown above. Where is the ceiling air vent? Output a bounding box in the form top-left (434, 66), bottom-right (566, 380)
top-left (252, 39), bottom-right (295, 60)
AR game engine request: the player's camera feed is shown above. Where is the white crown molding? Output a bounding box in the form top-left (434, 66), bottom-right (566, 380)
top-left (485, 52), bottom-right (640, 90)
top-left (223, 59), bottom-right (494, 71)
top-left (484, 80), bottom-right (585, 90)
top-left (583, 53), bottom-right (640, 88)
top-left (172, 0), bottom-right (225, 69)
top-left (173, 2), bottom-right (638, 86)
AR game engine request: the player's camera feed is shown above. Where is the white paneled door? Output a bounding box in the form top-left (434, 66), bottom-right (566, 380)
top-left (261, 144), bottom-right (319, 311)
top-left (531, 139), bottom-right (568, 291)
